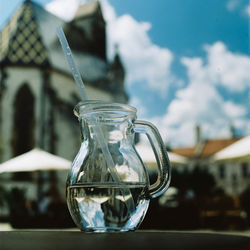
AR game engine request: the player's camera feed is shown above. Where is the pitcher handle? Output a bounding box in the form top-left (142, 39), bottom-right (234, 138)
top-left (134, 120), bottom-right (171, 198)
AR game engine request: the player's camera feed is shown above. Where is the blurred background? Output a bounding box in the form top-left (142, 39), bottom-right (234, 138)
top-left (0, 0), bottom-right (249, 232)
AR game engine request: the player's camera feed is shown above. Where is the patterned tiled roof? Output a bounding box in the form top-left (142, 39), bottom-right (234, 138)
top-left (0, 0), bottom-right (107, 81)
top-left (0, 0), bottom-right (49, 66)
top-left (0, 0), bottom-right (127, 100)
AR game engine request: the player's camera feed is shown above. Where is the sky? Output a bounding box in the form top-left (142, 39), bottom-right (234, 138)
top-left (1, 0), bottom-right (250, 147)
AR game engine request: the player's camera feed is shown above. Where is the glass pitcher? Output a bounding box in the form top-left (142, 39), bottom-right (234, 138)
top-left (66, 101), bottom-right (171, 232)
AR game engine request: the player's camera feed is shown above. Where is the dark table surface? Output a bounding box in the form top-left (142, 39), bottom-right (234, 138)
top-left (0, 231), bottom-right (250, 250)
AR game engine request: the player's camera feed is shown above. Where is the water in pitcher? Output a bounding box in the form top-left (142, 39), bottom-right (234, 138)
top-left (66, 182), bottom-right (150, 232)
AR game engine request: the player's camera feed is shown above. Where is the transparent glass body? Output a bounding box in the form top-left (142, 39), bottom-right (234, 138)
top-left (66, 101), bottom-right (171, 232)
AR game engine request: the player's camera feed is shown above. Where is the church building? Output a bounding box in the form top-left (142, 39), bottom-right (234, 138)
top-left (0, 0), bottom-right (127, 163)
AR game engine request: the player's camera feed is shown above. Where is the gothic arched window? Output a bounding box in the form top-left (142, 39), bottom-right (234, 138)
top-left (12, 83), bottom-right (35, 157)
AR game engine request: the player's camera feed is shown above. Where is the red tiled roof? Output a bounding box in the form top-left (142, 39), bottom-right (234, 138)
top-left (171, 147), bottom-right (196, 158)
top-left (171, 137), bottom-right (242, 158)
top-left (200, 138), bottom-right (241, 157)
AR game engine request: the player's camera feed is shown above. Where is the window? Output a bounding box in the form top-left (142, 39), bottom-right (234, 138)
top-left (218, 164), bottom-right (225, 179)
top-left (11, 84), bottom-right (35, 181)
top-left (241, 163), bottom-right (248, 178)
top-left (12, 83), bottom-right (35, 156)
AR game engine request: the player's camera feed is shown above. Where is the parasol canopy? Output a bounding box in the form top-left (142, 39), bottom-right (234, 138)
top-left (0, 148), bottom-right (71, 174)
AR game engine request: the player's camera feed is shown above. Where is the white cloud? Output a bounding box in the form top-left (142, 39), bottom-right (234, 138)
top-left (204, 42), bottom-right (250, 92)
top-left (176, 42), bottom-right (250, 93)
top-left (128, 96), bottom-right (147, 118)
top-left (223, 101), bottom-right (247, 118)
top-left (244, 4), bottom-right (250, 16)
top-left (99, 0), bottom-right (116, 22)
top-left (226, 0), bottom-right (240, 11)
top-left (101, 2), bottom-right (175, 97)
top-left (45, 0), bottom-right (80, 21)
top-left (226, 0), bottom-right (250, 17)
top-left (150, 42), bottom-right (250, 147)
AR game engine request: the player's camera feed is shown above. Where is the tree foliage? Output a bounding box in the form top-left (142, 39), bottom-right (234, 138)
top-left (171, 166), bottom-right (216, 198)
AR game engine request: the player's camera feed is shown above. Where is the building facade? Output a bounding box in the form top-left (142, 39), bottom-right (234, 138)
top-left (0, 0), bottom-right (128, 163)
top-left (171, 127), bottom-right (250, 196)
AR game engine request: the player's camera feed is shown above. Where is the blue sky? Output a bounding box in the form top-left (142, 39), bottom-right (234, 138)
top-left (1, 0), bottom-right (250, 147)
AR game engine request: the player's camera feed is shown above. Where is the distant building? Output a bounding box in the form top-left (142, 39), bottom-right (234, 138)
top-left (0, 0), bottom-right (128, 163)
top-left (171, 126), bottom-right (250, 195)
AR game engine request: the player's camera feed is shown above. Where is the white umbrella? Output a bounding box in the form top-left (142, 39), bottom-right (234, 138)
top-left (213, 135), bottom-right (250, 161)
top-left (0, 148), bottom-right (71, 174)
top-left (135, 143), bottom-right (188, 165)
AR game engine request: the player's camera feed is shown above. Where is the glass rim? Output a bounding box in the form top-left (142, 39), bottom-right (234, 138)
top-left (74, 100), bottom-right (137, 118)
